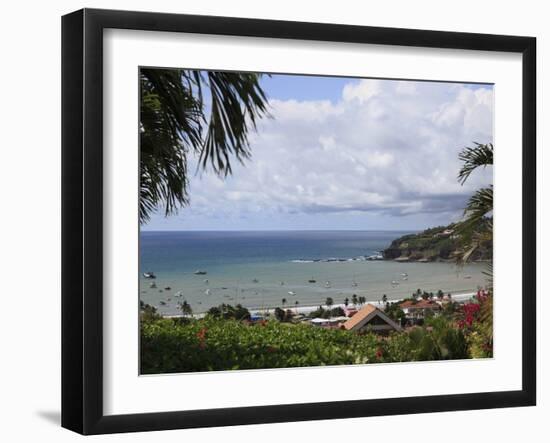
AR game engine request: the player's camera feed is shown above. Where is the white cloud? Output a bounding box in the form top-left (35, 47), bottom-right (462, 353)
top-left (175, 79), bottom-right (493, 229)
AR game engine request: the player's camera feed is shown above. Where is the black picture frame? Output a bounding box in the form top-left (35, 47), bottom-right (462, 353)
top-left (62, 8), bottom-right (536, 435)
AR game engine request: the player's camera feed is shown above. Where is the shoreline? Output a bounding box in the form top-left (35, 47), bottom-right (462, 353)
top-left (162, 290), bottom-right (478, 319)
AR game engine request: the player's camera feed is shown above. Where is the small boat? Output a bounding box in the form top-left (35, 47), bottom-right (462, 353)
top-left (174, 291), bottom-right (183, 297)
top-left (402, 277), bottom-right (408, 281)
top-left (143, 272), bottom-right (156, 279)
top-left (252, 278), bottom-right (259, 283)
top-left (325, 281), bottom-right (331, 288)
top-left (280, 281), bottom-right (285, 285)
top-left (308, 278), bottom-right (316, 283)
top-left (288, 291), bottom-right (296, 296)
top-left (391, 280), bottom-right (399, 285)
top-left (465, 275), bottom-right (472, 279)
top-left (401, 273), bottom-right (408, 277)
top-left (204, 279), bottom-right (209, 284)
top-left (205, 289), bottom-right (211, 295)
top-left (164, 286), bottom-right (171, 290)
top-left (149, 282), bottom-right (157, 288)
top-left (194, 270), bottom-right (207, 275)
top-left (159, 301), bottom-right (166, 306)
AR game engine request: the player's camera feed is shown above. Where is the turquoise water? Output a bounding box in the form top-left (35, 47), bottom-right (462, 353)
top-left (139, 231), bottom-right (488, 315)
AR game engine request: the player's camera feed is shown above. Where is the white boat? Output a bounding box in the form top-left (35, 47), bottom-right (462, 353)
top-left (401, 273), bottom-right (408, 277)
top-left (149, 282), bottom-right (157, 289)
top-left (143, 272), bottom-right (156, 279)
top-left (288, 291), bottom-right (296, 296)
top-left (194, 270), bottom-right (207, 275)
top-left (205, 289), bottom-right (211, 295)
top-left (325, 281), bottom-right (331, 288)
top-left (391, 280), bottom-right (399, 285)
top-left (174, 291), bottom-right (183, 297)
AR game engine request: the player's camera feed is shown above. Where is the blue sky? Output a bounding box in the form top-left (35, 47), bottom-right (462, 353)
top-left (143, 73), bottom-right (493, 231)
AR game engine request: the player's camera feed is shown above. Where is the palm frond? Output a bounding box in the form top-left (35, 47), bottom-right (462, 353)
top-left (457, 142), bottom-right (493, 185)
top-left (139, 68), bottom-right (270, 224)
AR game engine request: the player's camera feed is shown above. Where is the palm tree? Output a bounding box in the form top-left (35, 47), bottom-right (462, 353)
top-left (139, 68), bottom-right (270, 223)
top-left (382, 294), bottom-right (388, 306)
top-left (456, 143), bottom-right (493, 264)
top-left (457, 142), bottom-right (494, 346)
top-left (325, 297), bottom-right (334, 310)
top-left (344, 297), bottom-right (349, 307)
top-left (282, 298), bottom-right (287, 308)
top-left (358, 296), bottom-right (366, 306)
top-left (352, 294), bottom-right (358, 306)
top-left (179, 300), bottom-right (193, 317)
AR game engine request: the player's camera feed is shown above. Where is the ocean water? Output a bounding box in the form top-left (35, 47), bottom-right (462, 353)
top-left (139, 230), bottom-right (488, 315)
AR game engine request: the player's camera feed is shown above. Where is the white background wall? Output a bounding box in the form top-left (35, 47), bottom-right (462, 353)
top-left (0, 0), bottom-right (545, 441)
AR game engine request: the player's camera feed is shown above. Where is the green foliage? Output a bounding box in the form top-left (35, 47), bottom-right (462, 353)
top-left (383, 223), bottom-right (466, 261)
top-left (274, 307), bottom-right (292, 322)
top-left (140, 302), bottom-right (488, 373)
top-left (140, 317), bottom-right (383, 373)
top-left (140, 300), bottom-right (161, 321)
top-left (457, 142), bottom-right (493, 185)
top-left (206, 303), bottom-right (251, 321)
top-left (384, 302), bottom-right (405, 323)
top-left (139, 69), bottom-right (269, 223)
top-left (455, 142), bottom-right (493, 265)
top-left (179, 300), bottom-right (193, 317)
top-left (308, 306), bottom-right (345, 319)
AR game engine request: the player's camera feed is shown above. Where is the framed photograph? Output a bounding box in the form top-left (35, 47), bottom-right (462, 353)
top-left (62, 8), bottom-right (536, 435)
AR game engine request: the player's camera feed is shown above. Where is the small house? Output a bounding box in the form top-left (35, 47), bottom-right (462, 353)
top-left (399, 299), bottom-right (441, 323)
top-left (341, 304), bottom-right (402, 333)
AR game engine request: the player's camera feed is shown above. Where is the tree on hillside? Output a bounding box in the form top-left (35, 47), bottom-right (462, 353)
top-left (140, 69), bottom-right (270, 223)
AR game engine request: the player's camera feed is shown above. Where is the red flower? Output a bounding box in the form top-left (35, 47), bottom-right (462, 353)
top-left (376, 348), bottom-right (383, 359)
top-left (196, 327), bottom-right (208, 349)
top-left (196, 327), bottom-right (207, 340)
